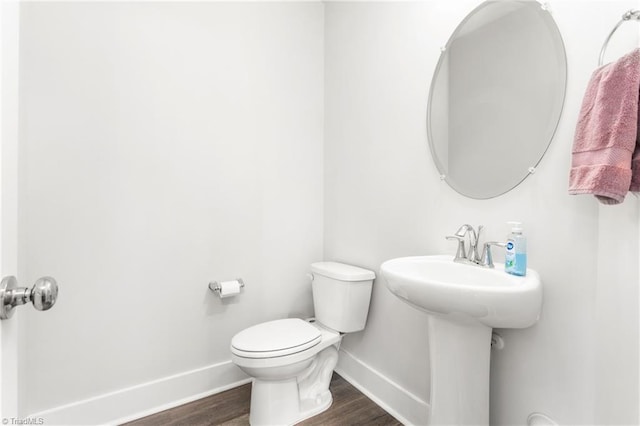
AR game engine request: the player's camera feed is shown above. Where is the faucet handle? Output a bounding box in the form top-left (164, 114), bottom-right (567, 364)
top-left (446, 235), bottom-right (467, 262)
top-left (454, 224), bottom-right (472, 238)
top-left (469, 225), bottom-right (484, 262)
top-left (480, 241), bottom-right (507, 268)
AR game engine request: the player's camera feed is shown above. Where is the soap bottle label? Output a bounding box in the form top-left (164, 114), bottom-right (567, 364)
top-left (505, 237), bottom-right (526, 276)
top-left (505, 240), bottom-right (516, 270)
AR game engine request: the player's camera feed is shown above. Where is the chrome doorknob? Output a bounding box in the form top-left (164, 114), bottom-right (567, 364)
top-left (0, 276), bottom-right (59, 320)
top-left (31, 277), bottom-right (58, 311)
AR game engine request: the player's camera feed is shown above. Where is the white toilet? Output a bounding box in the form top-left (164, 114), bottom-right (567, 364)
top-left (230, 261), bottom-right (375, 426)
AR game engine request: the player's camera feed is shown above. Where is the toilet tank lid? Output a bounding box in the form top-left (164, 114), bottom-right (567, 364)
top-left (311, 262), bottom-right (375, 281)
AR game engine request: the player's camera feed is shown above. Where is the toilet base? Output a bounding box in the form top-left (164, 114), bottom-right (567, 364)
top-left (249, 378), bottom-right (301, 426)
top-left (249, 379), bottom-right (333, 426)
top-left (297, 391), bottom-right (333, 424)
top-left (248, 345), bottom-right (339, 426)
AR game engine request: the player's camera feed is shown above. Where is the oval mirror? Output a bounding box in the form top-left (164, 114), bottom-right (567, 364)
top-left (427, 0), bottom-right (567, 199)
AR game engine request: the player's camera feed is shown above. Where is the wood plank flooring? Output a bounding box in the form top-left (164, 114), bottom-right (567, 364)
top-left (123, 373), bottom-right (403, 426)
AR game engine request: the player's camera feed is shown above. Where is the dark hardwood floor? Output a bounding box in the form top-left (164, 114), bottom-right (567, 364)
top-left (123, 373), bottom-right (403, 426)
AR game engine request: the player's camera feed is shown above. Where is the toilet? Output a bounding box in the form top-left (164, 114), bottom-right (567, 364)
top-left (230, 261), bottom-right (375, 426)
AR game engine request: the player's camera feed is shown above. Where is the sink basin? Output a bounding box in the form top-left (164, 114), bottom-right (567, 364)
top-left (381, 255), bottom-right (542, 328)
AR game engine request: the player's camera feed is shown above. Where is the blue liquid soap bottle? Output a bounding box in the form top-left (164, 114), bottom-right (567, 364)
top-left (505, 221), bottom-right (527, 276)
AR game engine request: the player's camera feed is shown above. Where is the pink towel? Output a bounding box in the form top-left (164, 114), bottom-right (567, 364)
top-left (569, 48), bottom-right (640, 205)
top-left (630, 96), bottom-right (640, 191)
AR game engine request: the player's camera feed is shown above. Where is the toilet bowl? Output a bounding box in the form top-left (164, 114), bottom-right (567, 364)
top-left (230, 262), bottom-right (375, 426)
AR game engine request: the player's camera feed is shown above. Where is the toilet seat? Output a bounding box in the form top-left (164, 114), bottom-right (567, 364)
top-left (231, 318), bottom-right (321, 359)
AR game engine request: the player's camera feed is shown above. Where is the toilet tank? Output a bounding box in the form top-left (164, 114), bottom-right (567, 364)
top-left (310, 262), bottom-right (375, 333)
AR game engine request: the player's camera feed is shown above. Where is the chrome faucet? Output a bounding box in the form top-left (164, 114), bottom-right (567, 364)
top-left (446, 224), bottom-right (505, 268)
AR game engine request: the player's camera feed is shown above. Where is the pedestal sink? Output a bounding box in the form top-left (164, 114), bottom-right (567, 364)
top-left (380, 255), bottom-right (542, 425)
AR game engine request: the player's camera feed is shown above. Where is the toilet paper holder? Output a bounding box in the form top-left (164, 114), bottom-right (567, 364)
top-left (208, 278), bottom-right (245, 294)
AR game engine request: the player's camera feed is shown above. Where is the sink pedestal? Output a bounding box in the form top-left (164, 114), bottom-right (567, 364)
top-left (427, 314), bottom-right (491, 425)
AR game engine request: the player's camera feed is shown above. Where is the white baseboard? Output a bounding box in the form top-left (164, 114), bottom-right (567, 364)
top-left (335, 348), bottom-right (430, 426)
top-left (27, 351), bottom-right (428, 426)
top-left (29, 361), bottom-right (251, 425)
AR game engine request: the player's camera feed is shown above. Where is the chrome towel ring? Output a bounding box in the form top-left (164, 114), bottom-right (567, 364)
top-left (598, 9), bottom-right (640, 66)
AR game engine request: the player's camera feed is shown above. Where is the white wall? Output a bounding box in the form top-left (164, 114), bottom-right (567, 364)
top-left (325, 1), bottom-right (638, 425)
top-left (18, 2), bottom-right (324, 421)
top-left (593, 4), bottom-right (640, 423)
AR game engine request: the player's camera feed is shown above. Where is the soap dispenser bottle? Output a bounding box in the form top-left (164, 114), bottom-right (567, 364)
top-left (505, 221), bottom-right (527, 276)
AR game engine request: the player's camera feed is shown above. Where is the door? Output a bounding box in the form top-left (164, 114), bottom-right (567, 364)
top-left (1, 1), bottom-right (21, 420)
